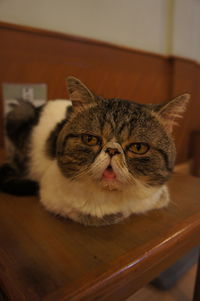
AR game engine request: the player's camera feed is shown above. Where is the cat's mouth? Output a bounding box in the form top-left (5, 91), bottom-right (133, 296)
top-left (100, 164), bottom-right (123, 191)
top-left (102, 165), bottom-right (116, 180)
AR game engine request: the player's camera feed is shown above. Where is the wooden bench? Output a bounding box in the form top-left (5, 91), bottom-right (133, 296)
top-left (1, 22), bottom-right (200, 301)
top-left (0, 150), bottom-right (200, 301)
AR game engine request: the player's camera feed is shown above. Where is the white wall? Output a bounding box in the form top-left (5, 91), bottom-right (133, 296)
top-left (0, 0), bottom-right (170, 55)
top-left (0, 0), bottom-right (200, 62)
top-left (172, 0), bottom-right (200, 62)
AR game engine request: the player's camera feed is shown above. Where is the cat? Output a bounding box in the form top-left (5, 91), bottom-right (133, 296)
top-left (0, 77), bottom-right (190, 226)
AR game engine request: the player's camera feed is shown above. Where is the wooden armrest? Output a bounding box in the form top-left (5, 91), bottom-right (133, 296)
top-left (0, 153), bottom-right (200, 300)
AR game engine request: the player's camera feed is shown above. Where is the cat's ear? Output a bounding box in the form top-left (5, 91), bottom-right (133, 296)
top-left (155, 93), bottom-right (190, 133)
top-left (67, 76), bottom-right (95, 109)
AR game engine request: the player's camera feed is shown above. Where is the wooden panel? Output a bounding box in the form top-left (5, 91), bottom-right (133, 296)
top-left (0, 147), bottom-right (200, 300)
top-left (0, 21), bottom-right (200, 163)
top-left (0, 22), bottom-right (170, 141)
top-left (171, 58), bottom-right (200, 163)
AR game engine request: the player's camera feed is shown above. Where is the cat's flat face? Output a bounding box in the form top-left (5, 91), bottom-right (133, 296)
top-left (57, 98), bottom-right (176, 191)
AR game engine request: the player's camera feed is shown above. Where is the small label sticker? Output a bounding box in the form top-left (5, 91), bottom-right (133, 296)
top-left (22, 86), bottom-right (34, 102)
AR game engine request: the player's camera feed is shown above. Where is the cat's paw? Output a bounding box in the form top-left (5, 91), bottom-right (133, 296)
top-left (154, 185), bottom-right (170, 209)
top-left (67, 211), bottom-right (126, 226)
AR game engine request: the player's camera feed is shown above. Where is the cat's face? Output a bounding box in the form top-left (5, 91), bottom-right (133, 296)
top-left (57, 77), bottom-right (189, 192)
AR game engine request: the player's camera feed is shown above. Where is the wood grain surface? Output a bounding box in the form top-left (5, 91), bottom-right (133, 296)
top-left (1, 22), bottom-right (200, 163)
top-left (0, 148), bottom-right (200, 300)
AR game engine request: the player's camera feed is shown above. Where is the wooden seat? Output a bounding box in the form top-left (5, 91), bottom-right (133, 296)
top-left (1, 21), bottom-right (200, 301)
top-left (0, 151), bottom-right (200, 301)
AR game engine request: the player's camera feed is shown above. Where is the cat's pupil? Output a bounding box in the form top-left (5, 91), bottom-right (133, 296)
top-left (135, 143), bottom-right (141, 151)
top-left (87, 136), bottom-right (93, 142)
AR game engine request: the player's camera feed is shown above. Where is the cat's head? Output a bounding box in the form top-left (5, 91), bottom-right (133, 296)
top-left (57, 77), bottom-right (190, 191)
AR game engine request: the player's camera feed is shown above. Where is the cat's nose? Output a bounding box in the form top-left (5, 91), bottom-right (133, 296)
top-left (105, 148), bottom-right (120, 157)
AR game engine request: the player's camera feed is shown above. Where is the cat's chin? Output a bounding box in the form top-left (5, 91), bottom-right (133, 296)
top-left (98, 178), bottom-right (124, 192)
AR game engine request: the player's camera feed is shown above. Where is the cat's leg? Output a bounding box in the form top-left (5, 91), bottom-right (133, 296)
top-left (66, 211), bottom-right (126, 226)
top-left (0, 163), bottom-right (39, 195)
top-left (154, 185), bottom-right (170, 209)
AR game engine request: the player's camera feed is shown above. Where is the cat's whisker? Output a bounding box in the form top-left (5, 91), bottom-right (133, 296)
top-left (169, 199), bottom-right (178, 208)
top-left (70, 169), bottom-right (91, 181)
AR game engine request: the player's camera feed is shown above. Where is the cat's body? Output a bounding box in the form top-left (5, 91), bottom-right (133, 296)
top-left (0, 77), bottom-right (190, 226)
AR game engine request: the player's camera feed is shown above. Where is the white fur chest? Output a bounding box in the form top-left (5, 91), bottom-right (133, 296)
top-left (39, 160), bottom-right (168, 219)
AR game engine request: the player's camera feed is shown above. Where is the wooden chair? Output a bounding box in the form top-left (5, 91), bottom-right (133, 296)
top-left (0, 22), bottom-right (200, 301)
top-left (0, 147), bottom-right (200, 301)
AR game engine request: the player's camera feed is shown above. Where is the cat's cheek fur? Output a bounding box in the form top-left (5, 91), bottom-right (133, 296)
top-left (39, 160), bottom-right (169, 226)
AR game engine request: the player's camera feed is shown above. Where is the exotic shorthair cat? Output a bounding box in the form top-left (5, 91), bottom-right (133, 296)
top-left (0, 77), bottom-right (190, 226)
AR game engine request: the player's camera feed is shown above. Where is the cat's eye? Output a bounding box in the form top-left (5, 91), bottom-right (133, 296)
top-left (82, 134), bottom-right (99, 146)
top-left (128, 143), bottom-right (149, 155)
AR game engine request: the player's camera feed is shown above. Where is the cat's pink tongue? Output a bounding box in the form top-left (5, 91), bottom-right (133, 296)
top-left (103, 168), bottom-right (116, 179)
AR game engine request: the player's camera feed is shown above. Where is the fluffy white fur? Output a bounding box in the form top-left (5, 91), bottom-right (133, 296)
top-left (40, 160), bottom-right (169, 218)
top-left (29, 100), bottom-right (71, 180)
top-left (28, 100), bottom-right (169, 221)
